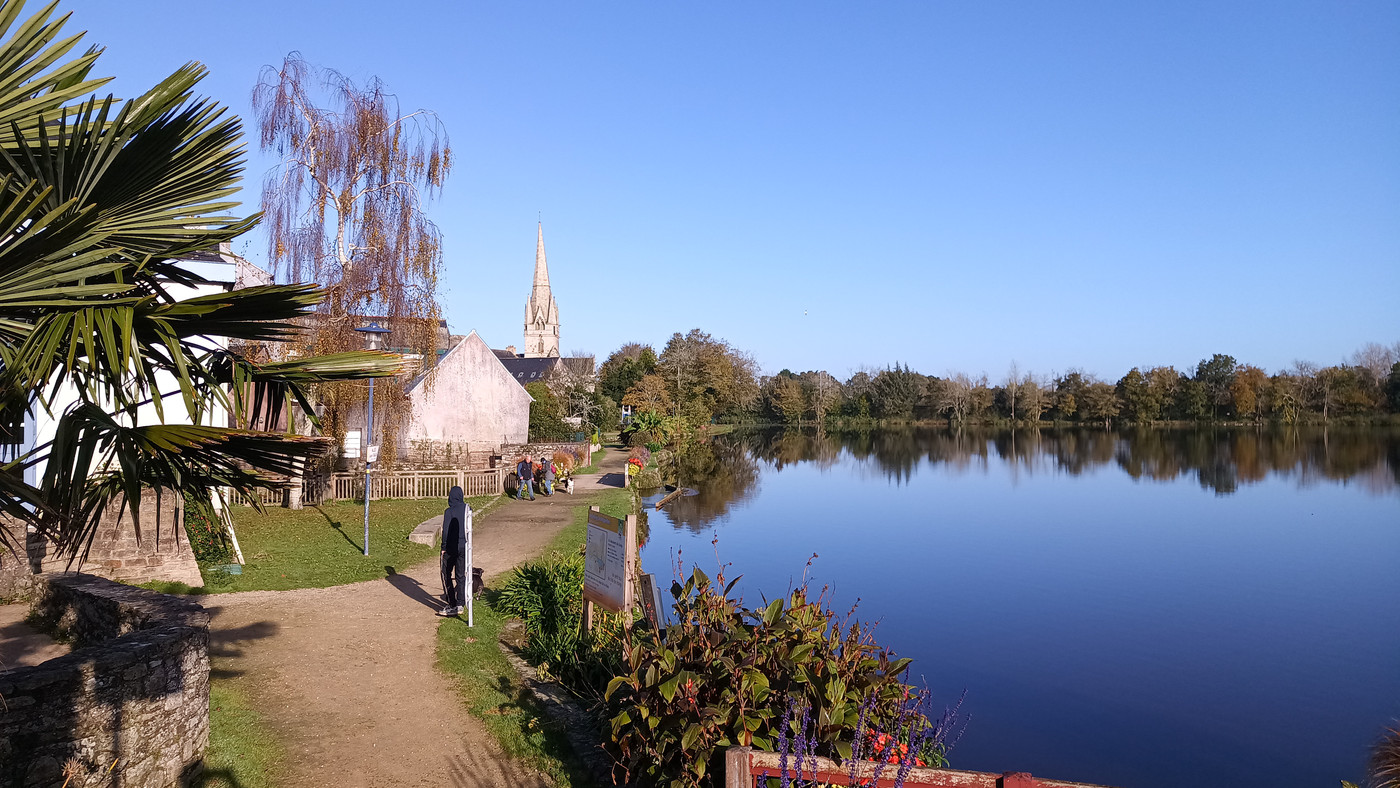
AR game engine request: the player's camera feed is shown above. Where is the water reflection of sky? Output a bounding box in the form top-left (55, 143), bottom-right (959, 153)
top-left (639, 429), bottom-right (1400, 788)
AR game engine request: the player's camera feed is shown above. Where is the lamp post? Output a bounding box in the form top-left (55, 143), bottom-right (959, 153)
top-left (354, 321), bottom-right (392, 557)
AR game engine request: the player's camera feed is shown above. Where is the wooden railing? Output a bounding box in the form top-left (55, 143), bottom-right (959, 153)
top-left (328, 468), bottom-right (503, 501)
top-left (724, 747), bottom-right (1116, 788)
top-left (234, 468), bottom-right (503, 506)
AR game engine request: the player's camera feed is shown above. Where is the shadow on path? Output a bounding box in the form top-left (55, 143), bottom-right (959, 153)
top-left (385, 565), bottom-right (443, 611)
top-left (595, 472), bottom-right (625, 488)
top-left (205, 615), bottom-right (279, 681)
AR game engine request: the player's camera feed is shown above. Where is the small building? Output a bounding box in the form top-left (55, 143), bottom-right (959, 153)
top-left (2, 245), bottom-right (262, 589)
top-left (398, 331), bottom-right (531, 467)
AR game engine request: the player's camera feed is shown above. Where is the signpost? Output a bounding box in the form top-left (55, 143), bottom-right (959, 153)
top-left (582, 506), bottom-right (637, 632)
top-left (636, 572), bottom-right (667, 630)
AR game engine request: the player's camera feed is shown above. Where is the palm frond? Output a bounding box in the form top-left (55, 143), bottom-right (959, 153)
top-left (0, 0), bottom-right (110, 146)
top-left (36, 403), bottom-right (333, 556)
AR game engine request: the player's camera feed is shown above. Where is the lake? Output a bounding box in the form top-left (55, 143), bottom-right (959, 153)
top-left (636, 427), bottom-right (1400, 788)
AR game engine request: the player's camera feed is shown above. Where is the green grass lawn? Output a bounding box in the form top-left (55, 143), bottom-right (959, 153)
top-left (433, 486), bottom-right (634, 788)
top-left (146, 496), bottom-right (499, 594)
top-left (193, 682), bottom-right (282, 788)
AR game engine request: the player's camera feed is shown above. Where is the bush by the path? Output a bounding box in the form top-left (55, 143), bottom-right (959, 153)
top-left (495, 552), bottom-right (626, 701)
top-left (604, 568), bottom-right (947, 788)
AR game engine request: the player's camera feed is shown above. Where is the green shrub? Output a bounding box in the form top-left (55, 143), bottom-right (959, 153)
top-left (628, 429), bottom-right (655, 448)
top-left (497, 553), bottom-right (585, 646)
top-left (495, 553), bottom-right (625, 700)
top-left (184, 490), bottom-right (232, 564)
top-left (604, 568), bottom-right (922, 788)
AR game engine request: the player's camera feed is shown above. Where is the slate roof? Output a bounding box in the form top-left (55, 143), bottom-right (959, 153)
top-left (498, 356), bottom-right (559, 385)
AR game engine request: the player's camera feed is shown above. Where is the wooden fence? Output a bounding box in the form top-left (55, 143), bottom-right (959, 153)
top-left (234, 468), bottom-right (503, 506)
top-left (328, 468), bottom-right (504, 501)
top-left (724, 747), bottom-right (1115, 788)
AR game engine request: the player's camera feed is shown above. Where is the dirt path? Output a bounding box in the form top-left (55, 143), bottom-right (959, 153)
top-left (0, 602), bottom-right (68, 670)
top-left (207, 450), bottom-right (628, 788)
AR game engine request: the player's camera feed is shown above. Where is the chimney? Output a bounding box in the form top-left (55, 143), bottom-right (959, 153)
top-left (506, 345), bottom-right (517, 356)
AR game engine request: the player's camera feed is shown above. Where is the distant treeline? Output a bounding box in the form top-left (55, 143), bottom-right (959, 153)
top-left (599, 335), bottom-right (1400, 427)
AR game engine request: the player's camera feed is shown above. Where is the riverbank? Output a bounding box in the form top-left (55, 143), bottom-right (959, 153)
top-left (724, 414), bottom-right (1400, 430)
top-left (435, 482), bottom-right (634, 787)
top-left (197, 447), bottom-right (630, 787)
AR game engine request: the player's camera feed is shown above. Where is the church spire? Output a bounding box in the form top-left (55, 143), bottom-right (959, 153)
top-left (533, 222), bottom-right (550, 290)
top-left (523, 222), bottom-right (560, 357)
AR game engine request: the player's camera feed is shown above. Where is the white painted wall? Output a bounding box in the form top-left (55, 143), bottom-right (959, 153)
top-left (15, 256), bottom-right (243, 486)
top-left (405, 331), bottom-right (530, 452)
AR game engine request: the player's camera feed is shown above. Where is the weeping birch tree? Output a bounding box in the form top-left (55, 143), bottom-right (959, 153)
top-left (253, 54), bottom-right (452, 464)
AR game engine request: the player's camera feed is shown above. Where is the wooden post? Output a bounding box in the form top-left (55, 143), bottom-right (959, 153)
top-left (623, 513), bottom-right (638, 616)
top-left (725, 746), bottom-right (753, 788)
top-left (582, 505), bottom-right (602, 634)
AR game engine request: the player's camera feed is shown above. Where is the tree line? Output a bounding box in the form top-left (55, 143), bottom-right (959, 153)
top-left (597, 334), bottom-right (1400, 428)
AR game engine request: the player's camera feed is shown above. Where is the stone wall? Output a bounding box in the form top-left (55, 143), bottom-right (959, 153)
top-left (1, 521), bottom-right (33, 602)
top-left (399, 440), bottom-right (498, 469)
top-left (500, 441), bottom-right (591, 469)
top-left (27, 490), bottom-right (202, 588)
top-left (0, 574), bottom-right (210, 788)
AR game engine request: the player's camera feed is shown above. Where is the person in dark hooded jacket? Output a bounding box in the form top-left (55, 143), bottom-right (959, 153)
top-left (437, 486), bottom-right (471, 617)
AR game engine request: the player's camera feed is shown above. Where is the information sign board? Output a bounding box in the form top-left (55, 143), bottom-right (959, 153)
top-left (583, 509), bottom-right (628, 611)
top-left (343, 430), bottom-right (361, 459)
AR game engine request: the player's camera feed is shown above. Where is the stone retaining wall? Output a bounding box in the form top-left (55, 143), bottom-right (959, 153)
top-left (1, 521), bottom-right (32, 602)
top-left (26, 490), bottom-right (202, 588)
top-left (0, 574), bottom-right (210, 788)
top-left (500, 441), bottom-right (591, 468)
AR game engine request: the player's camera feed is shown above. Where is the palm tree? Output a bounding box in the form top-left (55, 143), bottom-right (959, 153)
top-left (0, 0), bottom-right (399, 558)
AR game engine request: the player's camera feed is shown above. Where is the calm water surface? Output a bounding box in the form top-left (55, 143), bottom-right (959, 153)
top-left (637, 428), bottom-right (1400, 788)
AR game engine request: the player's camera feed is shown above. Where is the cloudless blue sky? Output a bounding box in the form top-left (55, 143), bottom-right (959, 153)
top-left (68, 1), bottom-right (1399, 381)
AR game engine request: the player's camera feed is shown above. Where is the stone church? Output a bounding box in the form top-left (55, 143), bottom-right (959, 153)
top-left (523, 223), bottom-right (560, 358)
top-left (496, 224), bottom-right (593, 387)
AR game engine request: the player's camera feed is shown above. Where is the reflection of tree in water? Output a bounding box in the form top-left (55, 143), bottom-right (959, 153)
top-left (661, 438), bottom-right (761, 532)
top-left (716, 426), bottom-right (1399, 498)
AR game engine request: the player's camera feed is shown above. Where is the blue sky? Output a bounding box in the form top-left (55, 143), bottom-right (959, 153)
top-left (68, 1), bottom-right (1399, 381)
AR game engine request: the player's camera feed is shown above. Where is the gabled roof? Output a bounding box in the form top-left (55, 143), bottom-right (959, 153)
top-left (406, 330), bottom-right (532, 401)
top-left (498, 356), bottom-right (559, 385)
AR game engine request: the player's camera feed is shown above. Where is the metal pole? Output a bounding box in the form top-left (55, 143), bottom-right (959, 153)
top-left (466, 505), bottom-right (474, 627)
top-left (362, 377), bottom-right (374, 556)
